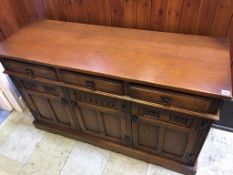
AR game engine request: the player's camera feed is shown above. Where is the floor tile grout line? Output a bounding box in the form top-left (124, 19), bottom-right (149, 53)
top-left (16, 128), bottom-right (46, 175)
top-left (99, 149), bottom-right (111, 175)
top-left (58, 139), bottom-right (77, 175)
top-left (144, 163), bottom-right (150, 175)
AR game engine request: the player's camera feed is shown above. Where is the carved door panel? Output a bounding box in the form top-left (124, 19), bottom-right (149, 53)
top-left (13, 78), bottom-right (76, 129)
top-left (69, 90), bottom-right (131, 145)
top-left (131, 104), bottom-right (202, 164)
top-left (132, 115), bottom-right (160, 153)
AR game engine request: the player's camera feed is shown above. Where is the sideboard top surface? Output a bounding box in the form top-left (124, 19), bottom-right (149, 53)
top-left (0, 20), bottom-right (231, 99)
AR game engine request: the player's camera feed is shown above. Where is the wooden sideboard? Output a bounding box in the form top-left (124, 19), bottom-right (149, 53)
top-left (0, 20), bottom-right (231, 175)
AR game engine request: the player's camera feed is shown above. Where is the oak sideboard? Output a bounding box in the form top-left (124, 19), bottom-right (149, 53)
top-left (0, 20), bottom-right (231, 175)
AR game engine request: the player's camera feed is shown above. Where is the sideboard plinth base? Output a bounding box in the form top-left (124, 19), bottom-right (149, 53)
top-left (34, 120), bottom-right (197, 175)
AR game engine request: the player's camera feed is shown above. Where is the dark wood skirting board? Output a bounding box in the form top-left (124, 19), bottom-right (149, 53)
top-left (34, 119), bottom-right (197, 175)
top-left (212, 124), bottom-right (233, 133)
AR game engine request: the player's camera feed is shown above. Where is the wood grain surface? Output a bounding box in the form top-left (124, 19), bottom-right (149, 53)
top-left (0, 20), bottom-right (231, 99)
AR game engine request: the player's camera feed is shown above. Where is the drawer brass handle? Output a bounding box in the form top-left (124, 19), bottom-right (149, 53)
top-left (161, 96), bottom-right (172, 106)
top-left (86, 80), bottom-right (95, 90)
top-left (25, 68), bottom-right (34, 77)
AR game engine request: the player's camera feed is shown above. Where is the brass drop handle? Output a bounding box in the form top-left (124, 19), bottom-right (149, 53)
top-left (25, 68), bottom-right (34, 77)
top-left (161, 96), bottom-right (172, 106)
top-left (86, 80), bottom-right (95, 90)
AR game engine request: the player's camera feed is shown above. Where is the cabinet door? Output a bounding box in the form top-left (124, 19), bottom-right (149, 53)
top-left (13, 78), bottom-right (76, 129)
top-left (69, 90), bottom-right (131, 145)
top-left (131, 104), bottom-right (201, 164)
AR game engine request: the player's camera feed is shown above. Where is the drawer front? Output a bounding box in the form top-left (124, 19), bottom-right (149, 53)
top-left (60, 70), bottom-right (123, 95)
top-left (160, 112), bottom-right (193, 128)
top-left (3, 60), bottom-right (57, 81)
top-left (20, 79), bottom-right (62, 97)
top-left (135, 105), bottom-right (194, 128)
top-left (72, 91), bottom-right (124, 112)
top-left (129, 84), bottom-right (211, 113)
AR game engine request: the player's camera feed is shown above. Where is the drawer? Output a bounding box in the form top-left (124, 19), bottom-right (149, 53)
top-left (3, 60), bottom-right (57, 81)
top-left (129, 84), bottom-right (211, 113)
top-left (135, 105), bottom-right (193, 128)
top-left (160, 112), bottom-right (193, 128)
top-left (137, 105), bottom-right (160, 120)
top-left (72, 90), bottom-right (124, 112)
top-left (60, 70), bottom-right (123, 95)
top-left (20, 79), bottom-right (62, 97)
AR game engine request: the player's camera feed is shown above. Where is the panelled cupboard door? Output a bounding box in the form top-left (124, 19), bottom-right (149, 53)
top-left (13, 78), bottom-right (76, 129)
top-left (69, 90), bottom-right (131, 146)
top-left (131, 104), bottom-right (200, 164)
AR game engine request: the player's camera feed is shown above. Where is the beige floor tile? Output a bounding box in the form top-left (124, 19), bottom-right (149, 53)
top-left (1, 109), bottom-right (233, 175)
top-left (19, 132), bottom-right (76, 175)
top-left (18, 149), bottom-right (66, 175)
top-left (0, 155), bottom-right (23, 175)
top-left (196, 128), bottom-right (233, 175)
top-left (35, 132), bottom-right (76, 157)
top-left (0, 120), bottom-right (18, 144)
top-left (60, 141), bottom-right (110, 175)
top-left (0, 124), bottom-right (44, 163)
top-left (146, 164), bottom-right (182, 175)
top-left (102, 152), bottom-right (148, 175)
top-left (7, 111), bottom-right (23, 123)
top-left (0, 110), bottom-right (34, 145)
top-left (210, 128), bottom-right (233, 145)
top-left (8, 110), bottom-right (34, 126)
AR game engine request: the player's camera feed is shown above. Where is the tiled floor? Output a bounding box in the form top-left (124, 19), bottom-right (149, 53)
top-left (0, 110), bottom-right (233, 175)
